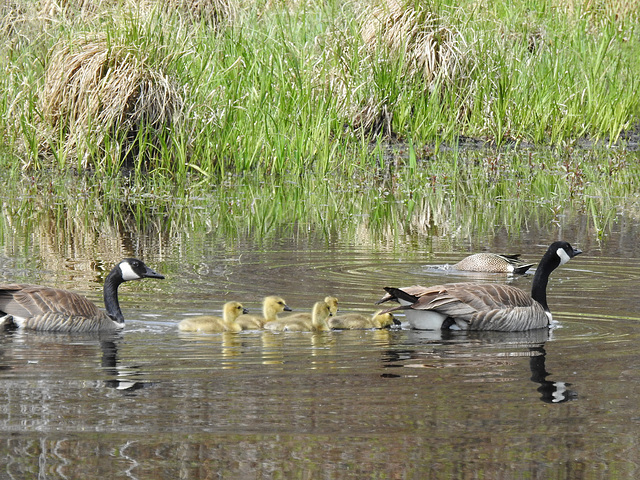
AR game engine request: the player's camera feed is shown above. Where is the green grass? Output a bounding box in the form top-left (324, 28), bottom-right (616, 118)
top-left (1, 0), bottom-right (640, 177)
top-left (1, 0), bottom-right (640, 251)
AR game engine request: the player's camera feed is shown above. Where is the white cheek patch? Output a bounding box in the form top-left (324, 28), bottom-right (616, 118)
top-left (119, 262), bottom-right (141, 281)
top-left (556, 247), bottom-right (572, 266)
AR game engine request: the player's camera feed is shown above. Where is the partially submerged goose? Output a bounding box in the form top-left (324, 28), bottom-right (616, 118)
top-left (178, 301), bottom-right (249, 333)
top-left (329, 311), bottom-right (398, 330)
top-left (0, 258), bottom-right (164, 333)
top-left (377, 241), bottom-right (582, 332)
top-left (453, 253), bottom-right (534, 274)
top-left (235, 295), bottom-right (291, 330)
top-left (263, 301), bottom-right (331, 332)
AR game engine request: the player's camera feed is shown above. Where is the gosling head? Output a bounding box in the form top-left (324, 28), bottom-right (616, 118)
top-left (324, 296), bottom-right (339, 316)
top-left (264, 296), bottom-right (292, 315)
top-left (224, 301), bottom-right (249, 321)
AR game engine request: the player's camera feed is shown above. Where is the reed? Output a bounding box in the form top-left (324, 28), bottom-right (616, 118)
top-left (0, 0), bottom-right (639, 178)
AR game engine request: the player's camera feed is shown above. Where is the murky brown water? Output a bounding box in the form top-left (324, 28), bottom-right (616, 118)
top-left (1, 215), bottom-right (640, 479)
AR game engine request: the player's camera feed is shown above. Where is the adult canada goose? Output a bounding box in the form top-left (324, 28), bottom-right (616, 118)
top-left (0, 258), bottom-right (164, 333)
top-left (329, 311), bottom-right (398, 330)
top-left (377, 241), bottom-right (582, 332)
top-left (235, 295), bottom-right (292, 330)
top-left (178, 301), bottom-right (249, 333)
top-left (453, 253), bottom-right (534, 274)
top-left (324, 296), bottom-right (339, 316)
top-left (263, 301), bottom-right (331, 332)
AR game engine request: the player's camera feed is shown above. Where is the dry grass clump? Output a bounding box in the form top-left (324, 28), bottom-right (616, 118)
top-left (163, 0), bottom-right (238, 25)
top-left (360, 0), bottom-right (472, 88)
top-left (561, 0), bottom-right (640, 24)
top-left (39, 34), bottom-right (183, 169)
top-left (323, 0), bottom-right (474, 137)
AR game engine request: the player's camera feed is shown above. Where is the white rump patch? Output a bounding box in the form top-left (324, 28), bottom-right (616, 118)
top-left (556, 247), bottom-right (571, 265)
top-left (119, 261), bottom-right (141, 281)
top-left (406, 310), bottom-right (447, 330)
top-left (11, 315), bottom-right (26, 328)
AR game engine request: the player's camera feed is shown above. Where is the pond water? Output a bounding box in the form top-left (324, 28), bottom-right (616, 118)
top-left (1, 198), bottom-right (640, 479)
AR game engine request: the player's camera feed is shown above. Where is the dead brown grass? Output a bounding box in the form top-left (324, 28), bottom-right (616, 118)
top-left (562, 0), bottom-right (640, 23)
top-left (39, 34), bottom-right (183, 168)
top-left (360, 0), bottom-right (471, 87)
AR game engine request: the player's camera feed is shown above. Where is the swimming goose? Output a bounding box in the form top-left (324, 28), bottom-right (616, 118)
top-left (377, 241), bottom-right (581, 332)
top-left (329, 311), bottom-right (398, 330)
top-left (235, 296), bottom-right (291, 330)
top-left (178, 301), bottom-right (249, 333)
top-left (263, 301), bottom-right (331, 332)
top-left (324, 296), bottom-right (339, 316)
top-left (0, 259), bottom-right (164, 333)
top-left (453, 253), bottom-right (534, 274)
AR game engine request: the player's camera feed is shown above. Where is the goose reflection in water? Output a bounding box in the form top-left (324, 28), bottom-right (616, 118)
top-left (99, 339), bottom-right (149, 392)
top-left (0, 329), bottom-right (149, 393)
top-left (381, 329), bottom-right (576, 403)
top-left (529, 345), bottom-right (577, 403)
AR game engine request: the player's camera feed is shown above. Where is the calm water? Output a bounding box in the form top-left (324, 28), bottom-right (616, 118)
top-left (1, 214), bottom-right (640, 479)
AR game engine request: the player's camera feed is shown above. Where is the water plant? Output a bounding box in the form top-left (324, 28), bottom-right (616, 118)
top-left (1, 0), bottom-right (639, 177)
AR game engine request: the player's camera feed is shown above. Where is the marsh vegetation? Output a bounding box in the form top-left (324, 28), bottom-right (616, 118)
top-left (1, 0), bottom-right (639, 177)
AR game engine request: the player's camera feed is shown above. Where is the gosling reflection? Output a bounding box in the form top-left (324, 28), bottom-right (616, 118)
top-left (529, 345), bottom-right (577, 403)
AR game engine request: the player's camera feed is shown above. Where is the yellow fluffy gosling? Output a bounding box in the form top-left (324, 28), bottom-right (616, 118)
top-left (324, 296), bottom-right (339, 316)
top-left (329, 311), bottom-right (397, 330)
top-left (236, 296), bottom-right (292, 330)
top-left (178, 301), bottom-right (248, 333)
top-left (263, 301), bottom-right (331, 332)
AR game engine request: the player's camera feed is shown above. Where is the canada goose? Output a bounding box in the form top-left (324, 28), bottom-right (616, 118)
top-left (263, 301), bottom-right (331, 332)
top-left (324, 296), bottom-right (339, 316)
top-left (235, 296), bottom-right (292, 330)
top-left (453, 253), bottom-right (534, 274)
top-left (178, 302), bottom-right (249, 333)
top-left (377, 241), bottom-right (582, 332)
top-left (0, 258), bottom-right (164, 333)
top-left (329, 311), bottom-right (398, 330)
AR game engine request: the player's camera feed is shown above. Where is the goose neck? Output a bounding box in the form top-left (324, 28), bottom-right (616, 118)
top-left (103, 270), bottom-right (124, 323)
top-left (531, 262), bottom-right (552, 312)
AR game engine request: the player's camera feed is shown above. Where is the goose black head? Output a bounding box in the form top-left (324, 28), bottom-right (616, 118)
top-left (118, 258), bottom-right (165, 282)
top-left (550, 241), bottom-right (582, 266)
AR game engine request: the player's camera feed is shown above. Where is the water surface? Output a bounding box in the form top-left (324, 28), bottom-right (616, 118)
top-left (1, 211), bottom-right (639, 479)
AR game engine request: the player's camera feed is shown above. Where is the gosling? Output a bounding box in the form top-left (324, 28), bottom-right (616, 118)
top-left (324, 296), bottom-right (339, 316)
top-left (236, 295), bottom-right (292, 330)
top-left (178, 301), bottom-right (248, 333)
top-left (263, 301), bottom-right (331, 332)
top-left (329, 311), bottom-right (397, 330)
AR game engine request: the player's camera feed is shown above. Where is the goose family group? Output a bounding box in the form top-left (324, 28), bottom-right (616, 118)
top-left (0, 241), bottom-right (582, 334)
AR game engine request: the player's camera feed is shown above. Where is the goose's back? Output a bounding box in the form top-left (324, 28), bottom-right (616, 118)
top-left (387, 283), bottom-right (549, 331)
top-left (453, 253), bottom-right (533, 273)
top-left (0, 284), bottom-right (102, 318)
top-left (0, 284), bottom-right (114, 332)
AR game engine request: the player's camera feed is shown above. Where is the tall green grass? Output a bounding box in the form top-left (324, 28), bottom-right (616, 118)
top-left (1, 0), bottom-right (639, 177)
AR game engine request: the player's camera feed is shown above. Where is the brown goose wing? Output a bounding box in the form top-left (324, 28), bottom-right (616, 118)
top-left (381, 283), bottom-right (548, 331)
top-left (411, 283), bottom-right (547, 331)
top-left (0, 284), bottom-right (102, 319)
